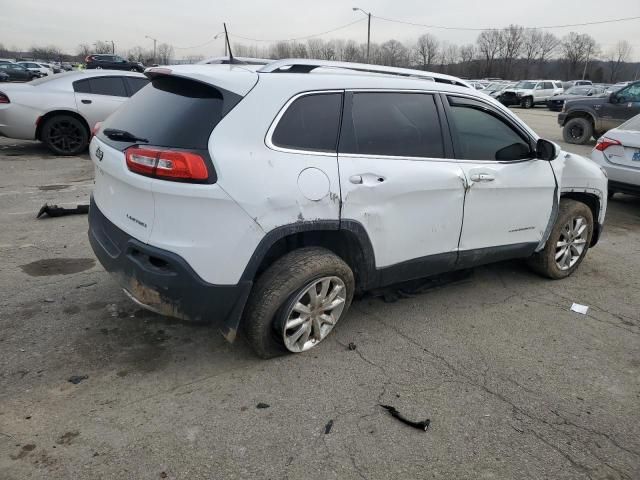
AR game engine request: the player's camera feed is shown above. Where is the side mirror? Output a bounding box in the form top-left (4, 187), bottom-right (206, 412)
top-left (609, 93), bottom-right (618, 104)
top-left (536, 139), bottom-right (558, 161)
top-left (587, 92), bottom-right (593, 96)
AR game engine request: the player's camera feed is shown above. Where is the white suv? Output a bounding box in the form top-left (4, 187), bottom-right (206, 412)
top-left (88, 60), bottom-right (607, 358)
top-left (501, 80), bottom-right (564, 108)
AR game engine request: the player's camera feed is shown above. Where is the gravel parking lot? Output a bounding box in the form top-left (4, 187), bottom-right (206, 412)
top-left (1, 107), bottom-right (639, 480)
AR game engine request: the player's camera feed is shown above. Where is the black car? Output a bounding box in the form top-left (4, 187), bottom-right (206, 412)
top-left (85, 54), bottom-right (145, 73)
top-left (0, 71), bottom-right (9, 82)
top-left (558, 81), bottom-right (640, 144)
top-left (547, 86), bottom-right (606, 111)
top-left (0, 63), bottom-right (38, 81)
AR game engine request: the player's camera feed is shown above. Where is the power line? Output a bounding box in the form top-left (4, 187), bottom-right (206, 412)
top-left (373, 14), bottom-right (640, 32)
top-left (230, 18), bottom-right (366, 43)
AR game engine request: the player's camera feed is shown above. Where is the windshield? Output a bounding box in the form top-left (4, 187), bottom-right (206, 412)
top-left (567, 87), bottom-right (591, 95)
top-left (514, 81), bottom-right (536, 89)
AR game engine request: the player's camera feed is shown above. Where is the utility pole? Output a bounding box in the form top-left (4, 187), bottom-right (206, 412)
top-left (109, 40), bottom-right (115, 54)
top-left (352, 7), bottom-right (371, 63)
top-left (582, 44), bottom-right (592, 80)
top-left (145, 36), bottom-right (158, 64)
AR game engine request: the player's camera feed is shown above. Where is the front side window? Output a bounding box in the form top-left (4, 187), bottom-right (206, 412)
top-left (617, 83), bottom-right (640, 103)
top-left (271, 93), bottom-right (342, 152)
top-left (447, 97), bottom-right (531, 161)
top-left (543, 82), bottom-right (553, 89)
top-left (515, 81), bottom-right (536, 89)
top-left (340, 92), bottom-right (444, 158)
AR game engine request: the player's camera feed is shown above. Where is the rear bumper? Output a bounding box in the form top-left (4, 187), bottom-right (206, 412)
top-left (88, 197), bottom-right (251, 341)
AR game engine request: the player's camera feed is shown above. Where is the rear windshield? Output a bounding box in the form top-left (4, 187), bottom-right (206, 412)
top-left (98, 75), bottom-right (241, 150)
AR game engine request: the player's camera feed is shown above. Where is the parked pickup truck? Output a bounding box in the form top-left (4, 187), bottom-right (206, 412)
top-left (559, 80), bottom-right (640, 144)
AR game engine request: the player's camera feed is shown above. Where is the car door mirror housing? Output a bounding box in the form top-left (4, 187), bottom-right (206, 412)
top-left (536, 139), bottom-right (558, 161)
top-left (609, 93), bottom-right (618, 104)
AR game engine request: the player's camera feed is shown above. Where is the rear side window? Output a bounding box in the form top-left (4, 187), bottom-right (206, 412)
top-left (73, 79), bottom-right (91, 93)
top-left (99, 75), bottom-right (239, 150)
top-left (125, 77), bottom-right (149, 96)
top-left (89, 77), bottom-right (127, 97)
top-left (271, 93), bottom-right (342, 152)
top-left (340, 92), bottom-right (444, 158)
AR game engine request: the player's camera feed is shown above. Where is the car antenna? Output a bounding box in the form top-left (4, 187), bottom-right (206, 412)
top-left (223, 23), bottom-right (235, 64)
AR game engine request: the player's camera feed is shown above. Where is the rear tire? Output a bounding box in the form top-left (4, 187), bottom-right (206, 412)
top-left (562, 117), bottom-right (593, 145)
top-left (41, 115), bottom-right (89, 156)
top-left (243, 247), bottom-right (355, 359)
top-left (527, 199), bottom-right (593, 279)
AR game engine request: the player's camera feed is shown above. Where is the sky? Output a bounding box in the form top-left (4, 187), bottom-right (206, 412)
top-left (2, 0), bottom-right (640, 60)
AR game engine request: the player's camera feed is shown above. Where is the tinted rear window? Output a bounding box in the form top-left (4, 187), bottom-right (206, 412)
top-left (89, 77), bottom-right (127, 97)
top-left (271, 93), bottom-right (342, 152)
top-left (125, 77), bottom-right (149, 95)
top-left (99, 76), bottom-right (238, 150)
top-left (340, 92), bottom-right (444, 158)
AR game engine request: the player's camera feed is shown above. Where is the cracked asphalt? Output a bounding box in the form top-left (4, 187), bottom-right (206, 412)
top-left (1, 108), bottom-right (639, 479)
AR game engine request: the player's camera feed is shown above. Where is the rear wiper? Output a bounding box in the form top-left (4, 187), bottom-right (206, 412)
top-left (103, 128), bottom-right (148, 143)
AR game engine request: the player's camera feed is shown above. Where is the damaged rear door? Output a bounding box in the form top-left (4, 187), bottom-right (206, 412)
top-left (337, 91), bottom-right (466, 284)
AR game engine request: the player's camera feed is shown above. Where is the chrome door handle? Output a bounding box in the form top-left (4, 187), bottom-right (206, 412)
top-left (470, 173), bottom-right (495, 182)
top-left (349, 175), bottom-right (363, 184)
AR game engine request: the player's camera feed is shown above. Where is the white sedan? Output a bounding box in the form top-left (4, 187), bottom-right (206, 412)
top-left (592, 114), bottom-right (640, 198)
top-left (0, 70), bottom-right (148, 155)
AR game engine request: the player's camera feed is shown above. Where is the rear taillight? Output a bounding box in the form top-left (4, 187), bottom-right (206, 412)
top-left (91, 122), bottom-right (102, 137)
top-left (0, 93), bottom-right (9, 104)
top-left (85, 56), bottom-right (92, 63)
top-left (125, 146), bottom-right (209, 182)
top-left (595, 137), bottom-right (621, 151)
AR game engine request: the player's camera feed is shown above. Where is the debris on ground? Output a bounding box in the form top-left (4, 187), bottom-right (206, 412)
top-left (324, 419), bottom-right (334, 434)
top-left (380, 404), bottom-right (430, 431)
top-left (68, 375), bottom-right (88, 385)
top-left (256, 402), bottom-right (270, 409)
top-left (570, 303), bottom-right (589, 315)
top-left (37, 203), bottom-right (89, 219)
top-left (347, 342), bottom-right (357, 351)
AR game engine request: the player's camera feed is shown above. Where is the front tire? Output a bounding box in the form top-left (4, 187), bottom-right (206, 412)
top-left (528, 199), bottom-right (593, 279)
top-left (563, 117), bottom-right (593, 145)
top-left (521, 97), bottom-right (533, 109)
top-left (243, 247), bottom-right (355, 359)
top-left (41, 115), bottom-right (89, 156)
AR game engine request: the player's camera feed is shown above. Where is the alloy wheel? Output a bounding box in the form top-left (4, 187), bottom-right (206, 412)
top-left (555, 216), bottom-right (588, 270)
top-left (47, 120), bottom-right (84, 154)
top-left (282, 276), bottom-right (346, 352)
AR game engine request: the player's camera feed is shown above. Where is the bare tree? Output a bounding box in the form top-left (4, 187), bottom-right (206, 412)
top-left (477, 30), bottom-right (503, 77)
top-left (156, 43), bottom-right (174, 64)
top-left (77, 43), bottom-right (91, 58)
top-left (307, 39), bottom-right (324, 59)
top-left (381, 40), bottom-right (408, 67)
top-left (607, 40), bottom-right (632, 82)
top-left (272, 42), bottom-right (292, 59)
top-left (538, 32), bottom-right (559, 63)
top-left (93, 41), bottom-right (112, 54)
top-left (561, 32), bottom-right (598, 78)
top-left (343, 40), bottom-right (361, 62)
top-left (415, 33), bottom-right (439, 69)
top-left (291, 42), bottom-right (308, 59)
top-left (500, 25), bottom-right (524, 78)
top-left (521, 29), bottom-right (542, 77)
top-left (319, 41), bottom-right (336, 61)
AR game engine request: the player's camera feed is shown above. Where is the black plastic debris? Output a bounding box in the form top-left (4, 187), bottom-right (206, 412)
top-left (324, 419), bottom-right (334, 434)
top-left (347, 342), bottom-right (357, 351)
top-left (68, 375), bottom-right (88, 385)
top-left (380, 404), bottom-right (430, 431)
top-left (37, 203), bottom-right (89, 219)
top-left (256, 402), bottom-right (270, 409)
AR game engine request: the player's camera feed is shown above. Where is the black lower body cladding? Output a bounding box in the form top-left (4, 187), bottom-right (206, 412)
top-left (88, 197), bottom-right (251, 339)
